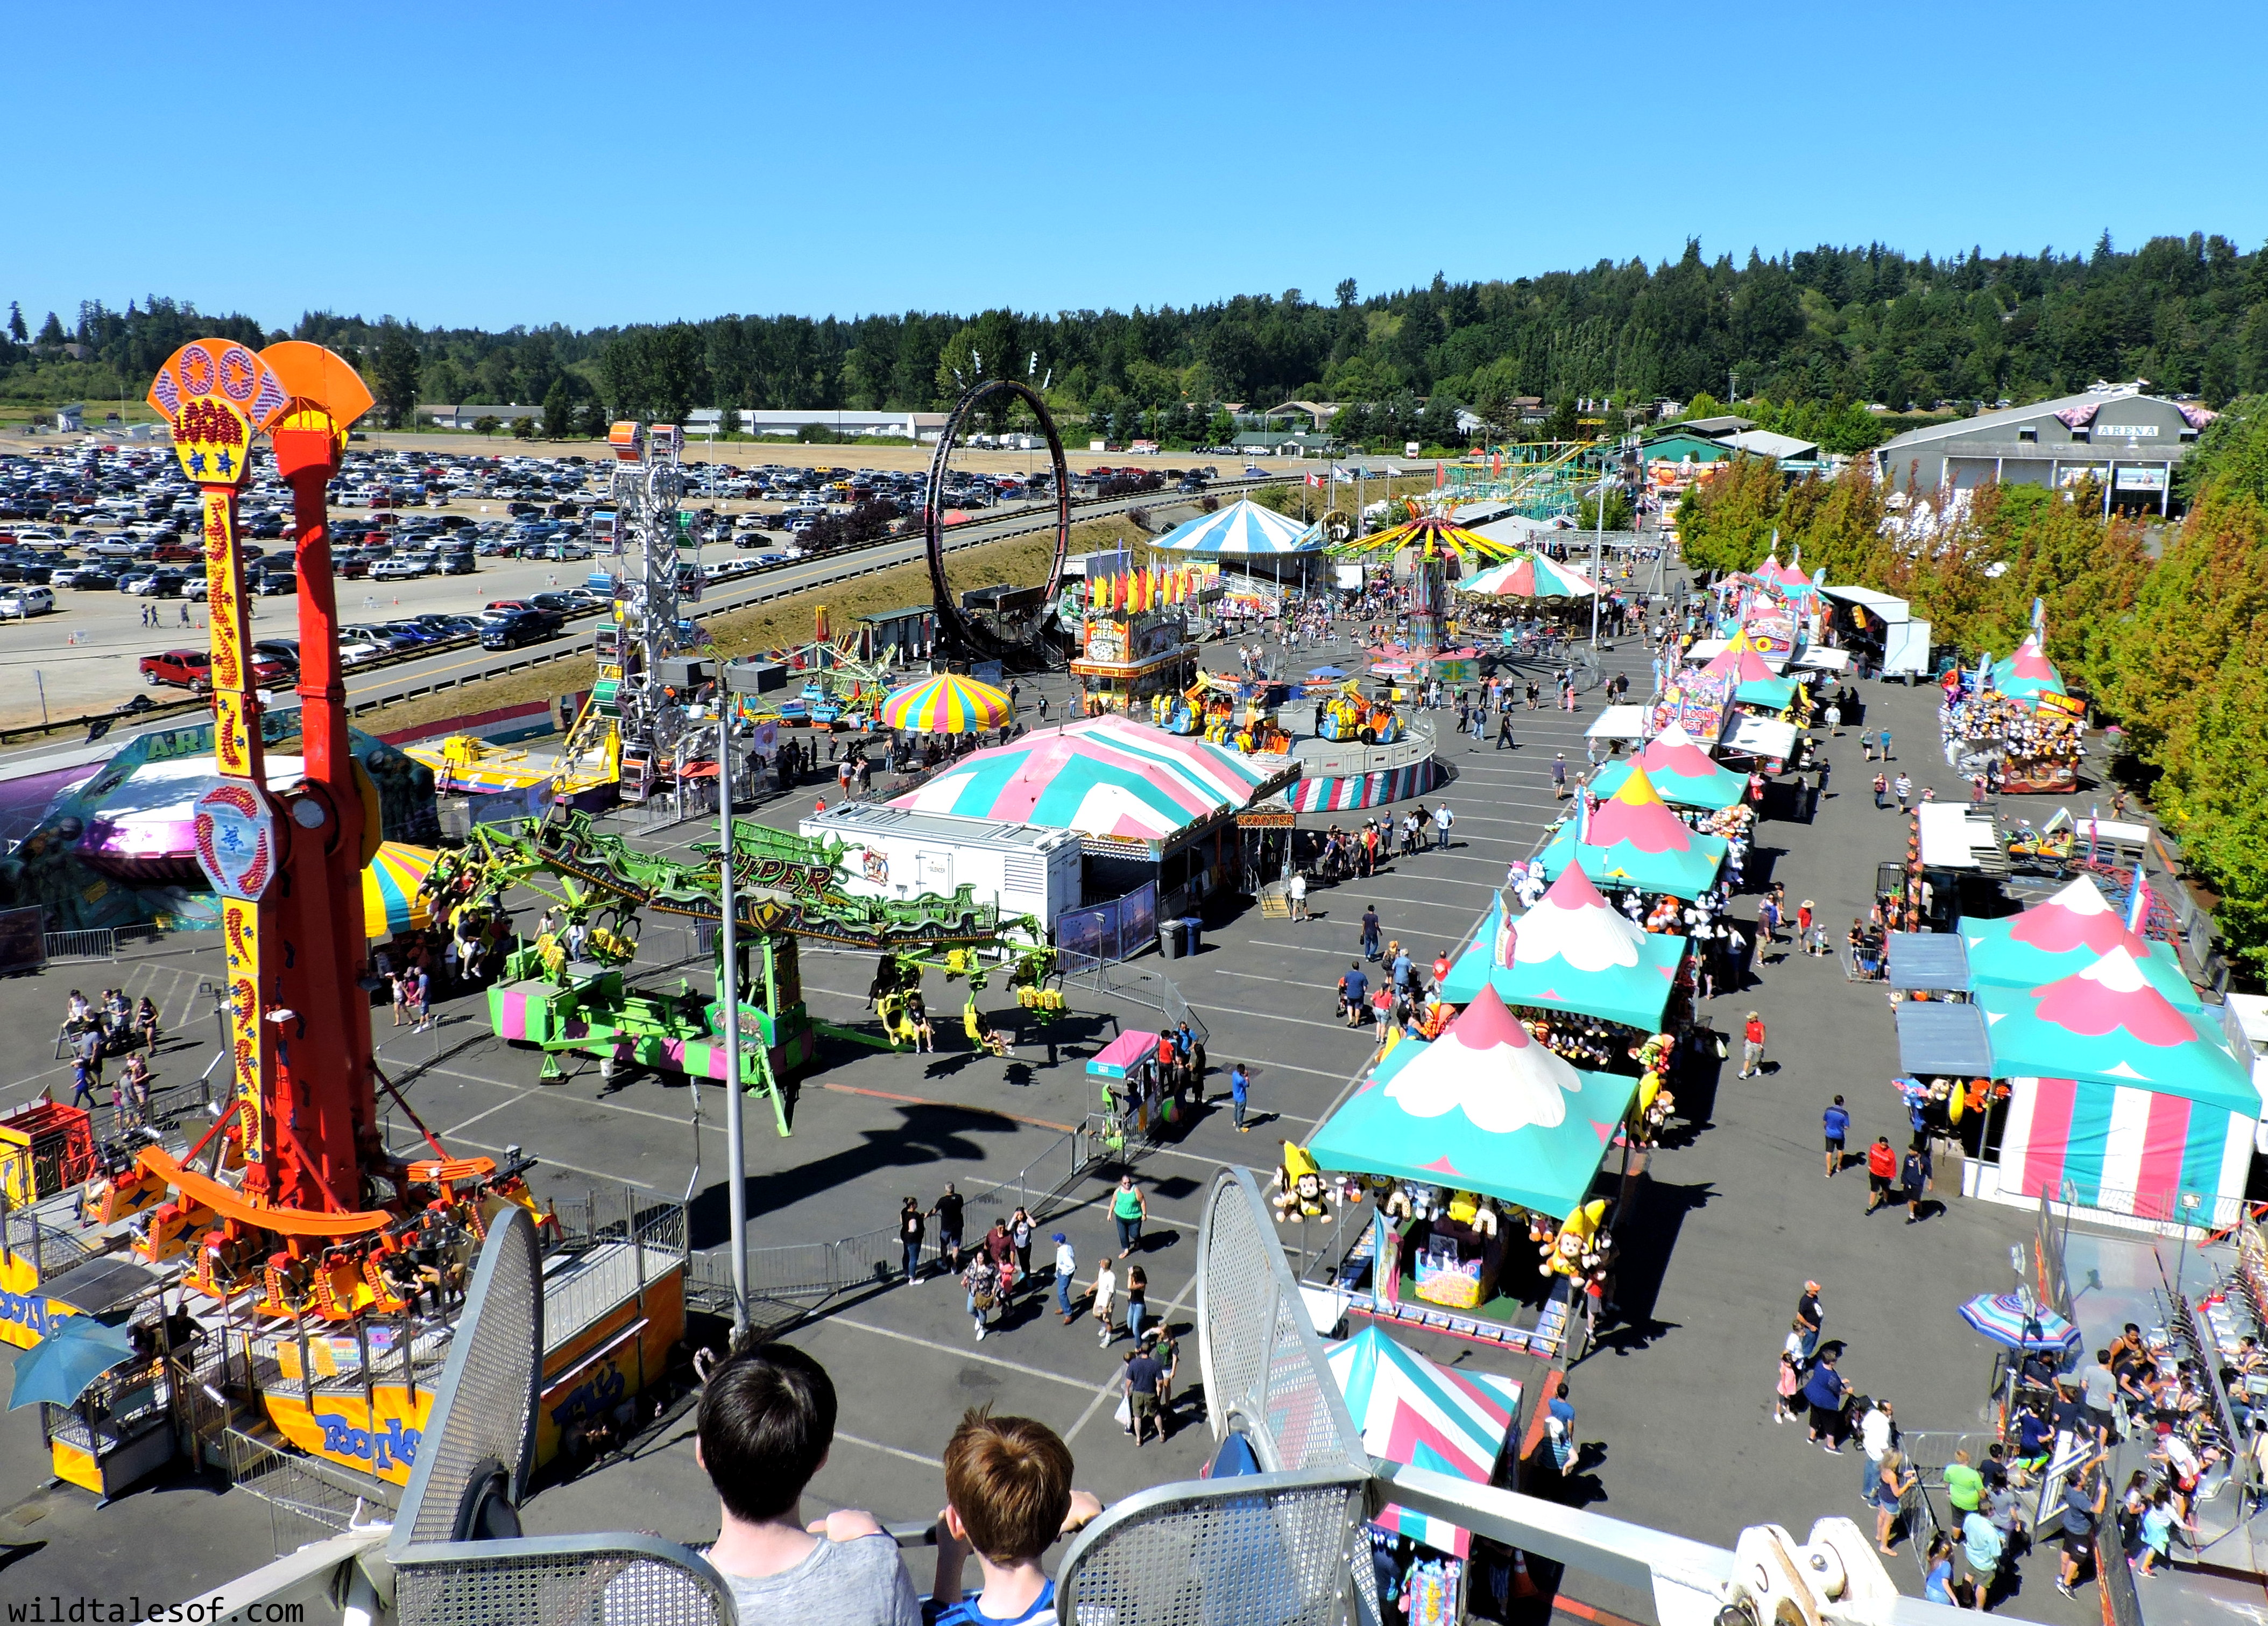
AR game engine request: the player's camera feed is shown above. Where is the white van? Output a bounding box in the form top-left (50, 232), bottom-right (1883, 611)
top-left (0, 586), bottom-right (56, 618)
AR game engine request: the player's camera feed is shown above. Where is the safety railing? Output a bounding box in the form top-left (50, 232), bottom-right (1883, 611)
top-left (227, 1423), bottom-right (401, 1558)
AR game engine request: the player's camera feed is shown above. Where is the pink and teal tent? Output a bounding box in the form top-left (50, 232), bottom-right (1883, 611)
top-left (1702, 635), bottom-right (1796, 710)
top-left (1993, 635), bottom-right (2068, 701)
top-left (1439, 868), bottom-right (1685, 1032)
top-left (1961, 876), bottom-right (2199, 1011)
top-left (1588, 723), bottom-right (1747, 811)
top-left (1538, 766), bottom-right (1726, 899)
top-left (891, 714), bottom-right (1278, 842)
top-left (1458, 552), bottom-right (1599, 600)
top-left (1982, 946), bottom-right (2258, 1224)
top-left (1324, 1325), bottom-right (1520, 1556)
top-left (1309, 984), bottom-right (1637, 1220)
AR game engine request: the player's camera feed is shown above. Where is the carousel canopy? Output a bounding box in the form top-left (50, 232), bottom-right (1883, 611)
top-left (1961, 876), bottom-right (2200, 1010)
top-left (1538, 766), bottom-right (1727, 899)
top-left (1150, 498), bottom-right (1320, 555)
top-left (1589, 724), bottom-right (1747, 810)
top-left (1324, 1326), bottom-right (1520, 1557)
top-left (891, 714), bottom-right (1279, 843)
top-left (1309, 984), bottom-right (1637, 1220)
top-left (1457, 552), bottom-right (1599, 600)
top-left (1975, 945), bottom-right (2255, 1111)
top-left (1440, 875), bottom-right (1685, 1033)
top-left (363, 843), bottom-right (437, 941)
top-left (879, 673), bottom-right (1012, 734)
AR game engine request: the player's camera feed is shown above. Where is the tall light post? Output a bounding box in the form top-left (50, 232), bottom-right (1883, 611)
top-left (715, 667), bottom-right (765, 1345)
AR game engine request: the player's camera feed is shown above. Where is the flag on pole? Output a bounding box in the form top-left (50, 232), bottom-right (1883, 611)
top-left (1305, 471), bottom-right (1324, 489)
top-left (2124, 863), bottom-right (2150, 933)
top-left (2031, 596), bottom-right (2046, 637)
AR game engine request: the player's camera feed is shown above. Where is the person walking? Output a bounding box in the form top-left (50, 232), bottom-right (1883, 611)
top-left (1048, 1234), bottom-right (1075, 1315)
top-left (1823, 1096), bottom-right (1850, 1177)
top-left (1287, 869), bottom-right (1308, 923)
top-left (1552, 754), bottom-right (1568, 800)
top-left (962, 1250), bottom-right (998, 1340)
top-left (1432, 805), bottom-right (1453, 849)
top-left (931, 1184), bottom-right (966, 1272)
top-left (1110, 1174), bottom-right (1147, 1253)
top-left (1229, 1061), bottom-right (1250, 1131)
top-left (1864, 1136), bottom-right (1899, 1214)
top-left (2057, 1465), bottom-right (2106, 1597)
top-left (1872, 771), bottom-right (1888, 811)
top-left (1338, 962), bottom-right (1369, 1026)
top-left (899, 1198), bottom-right (927, 1285)
top-left (1893, 772), bottom-right (1913, 813)
top-left (1880, 728), bottom-right (1893, 761)
top-left (1902, 1148), bottom-right (1930, 1223)
top-left (1089, 1253), bottom-right (1119, 1346)
top-left (1739, 1011), bottom-right (1766, 1078)
top-left (1360, 906), bottom-right (1381, 963)
top-left (1861, 729), bottom-right (1876, 762)
top-left (1122, 1343), bottom-right (1167, 1447)
top-left (69, 1055), bottom-right (99, 1111)
top-left (1775, 1349), bottom-right (1805, 1423)
top-left (1795, 1281), bottom-right (1823, 1362)
top-left (1495, 709), bottom-right (1515, 750)
top-left (1009, 1206), bottom-right (1034, 1286)
top-left (1123, 1263), bottom-right (1149, 1345)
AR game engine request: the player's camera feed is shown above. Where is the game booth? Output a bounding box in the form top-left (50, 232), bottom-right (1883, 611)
top-left (1536, 768), bottom-right (1729, 902)
top-left (1327, 1325), bottom-right (1522, 1626)
top-left (1939, 635), bottom-right (2087, 796)
top-left (1439, 868), bottom-right (1689, 1040)
top-left (1305, 987), bottom-right (1641, 1358)
top-left (1963, 941), bottom-right (2256, 1226)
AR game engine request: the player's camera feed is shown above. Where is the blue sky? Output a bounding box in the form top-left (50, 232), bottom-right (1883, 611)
top-left (8, 1), bottom-right (2268, 333)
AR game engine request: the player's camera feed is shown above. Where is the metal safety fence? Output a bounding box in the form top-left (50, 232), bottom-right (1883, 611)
top-left (227, 1423), bottom-right (400, 1557)
top-left (1057, 881), bottom-right (1159, 981)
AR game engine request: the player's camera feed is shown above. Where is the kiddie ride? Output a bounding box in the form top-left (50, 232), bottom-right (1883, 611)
top-left (1315, 687), bottom-right (1406, 746)
top-left (6, 342), bottom-right (685, 1504)
top-left (446, 810), bottom-right (1054, 1135)
top-left (1151, 674), bottom-right (1292, 754)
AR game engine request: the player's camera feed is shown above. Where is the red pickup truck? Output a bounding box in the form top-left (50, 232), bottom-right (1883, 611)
top-left (138, 649), bottom-right (289, 691)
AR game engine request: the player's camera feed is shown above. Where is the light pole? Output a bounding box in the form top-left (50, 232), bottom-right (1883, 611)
top-left (1590, 442), bottom-right (1607, 647)
top-left (714, 689), bottom-right (751, 1346)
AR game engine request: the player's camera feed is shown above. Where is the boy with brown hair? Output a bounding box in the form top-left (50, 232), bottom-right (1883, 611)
top-left (930, 1407), bottom-right (1101, 1626)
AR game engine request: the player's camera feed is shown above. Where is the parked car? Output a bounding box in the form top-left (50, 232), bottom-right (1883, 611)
top-left (337, 637), bottom-right (387, 666)
top-left (252, 639), bottom-right (300, 674)
top-left (125, 571), bottom-right (189, 597)
top-left (479, 609), bottom-right (563, 650)
top-left (252, 569), bottom-right (296, 595)
top-left (0, 586), bottom-right (55, 618)
top-left (372, 558), bottom-right (427, 581)
top-left (139, 649), bottom-right (287, 689)
top-left (436, 551), bottom-right (476, 575)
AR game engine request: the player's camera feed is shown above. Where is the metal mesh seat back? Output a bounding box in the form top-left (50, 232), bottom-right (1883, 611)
top-left (1056, 1169), bottom-right (1367, 1625)
top-left (1059, 1477), bottom-right (1360, 1626)
top-left (391, 1207), bottom-right (544, 1553)
top-left (1194, 1168), bottom-right (1363, 1475)
top-left (392, 1538), bottom-right (736, 1626)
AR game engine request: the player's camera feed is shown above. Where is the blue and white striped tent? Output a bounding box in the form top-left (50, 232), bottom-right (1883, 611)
top-left (1150, 497), bottom-right (1322, 555)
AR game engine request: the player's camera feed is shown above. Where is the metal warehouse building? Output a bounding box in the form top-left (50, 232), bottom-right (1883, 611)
top-left (1873, 382), bottom-right (2213, 512)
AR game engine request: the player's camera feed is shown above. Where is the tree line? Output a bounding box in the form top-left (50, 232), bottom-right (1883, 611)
top-left (1676, 412), bottom-right (2268, 982)
top-left (12, 230), bottom-right (2268, 440)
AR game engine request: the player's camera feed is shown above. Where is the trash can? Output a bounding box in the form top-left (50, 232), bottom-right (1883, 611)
top-left (1179, 917), bottom-right (1203, 956)
top-left (1160, 923), bottom-right (1184, 961)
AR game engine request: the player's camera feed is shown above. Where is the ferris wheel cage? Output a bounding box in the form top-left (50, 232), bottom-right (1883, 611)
top-left (923, 378), bottom-right (1072, 668)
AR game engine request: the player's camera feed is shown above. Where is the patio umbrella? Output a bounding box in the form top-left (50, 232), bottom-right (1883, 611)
top-left (363, 843), bottom-right (439, 941)
top-left (8, 1315), bottom-right (137, 1410)
top-left (879, 673), bottom-right (1012, 734)
top-left (1308, 666), bottom-right (1348, 680)
top-left (1958, 1292), bottom-right (2080, 1352)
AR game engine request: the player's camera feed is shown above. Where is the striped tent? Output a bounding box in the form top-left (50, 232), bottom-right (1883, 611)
top-left (890, 714), bottom-right (1277, 842)
top-left (1994, 635), bottom-right (2068, 701)
top-left (1324, 1325), bottom-right (1520, 1556)
top-left (1983, 946), bottom-right (2258, 1223)
top-left (1150, 498), bottom-right (1320, 554)
top-left (363, 843), bottom-right (438, 940)
top-left (879, 673), bottom-right (1013, 734)
top-left (1457, 552), bottom-right (1599, 599)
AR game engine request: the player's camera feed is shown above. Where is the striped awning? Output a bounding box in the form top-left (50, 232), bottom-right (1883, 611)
top-left (363, 843), bottom-right (437, 941)
top-left (1150, 498), bottom-right (1320, 555)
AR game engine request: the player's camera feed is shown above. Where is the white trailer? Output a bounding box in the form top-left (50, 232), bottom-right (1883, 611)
top-left (799, 803), bottom-right (1082, 934)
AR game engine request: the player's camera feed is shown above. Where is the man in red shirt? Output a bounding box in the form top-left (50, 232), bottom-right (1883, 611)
top-left (1864, 1137), bottom-right (1899, 1214)
top-left (1431, 950), bottom-right (1451, 991)
top-left (1740, 1011), bottom-right (1767, 1078)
